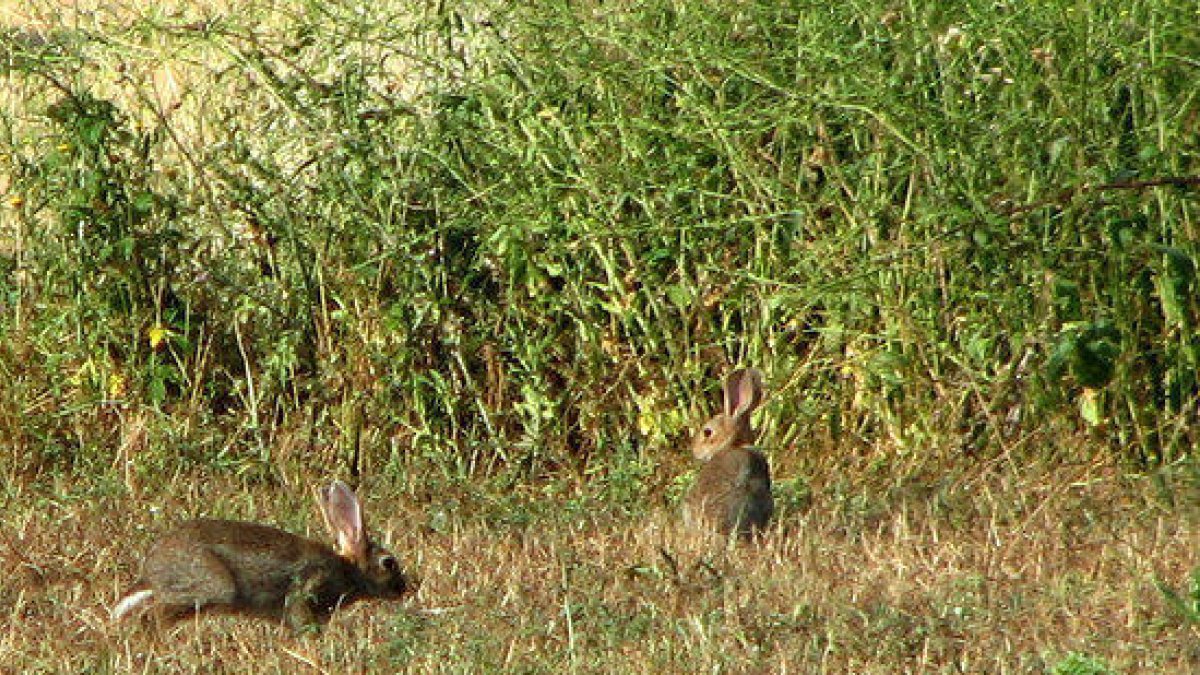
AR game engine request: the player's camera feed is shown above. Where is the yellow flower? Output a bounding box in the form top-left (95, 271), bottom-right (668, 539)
top-left (148, 325), bottom-right (170, 349)
top-left (108, 372), bottom-right (128, 399)
top-left (6, 194), bottom-right (23, 208)
top-left (637, 409), bottom-right (658, 437)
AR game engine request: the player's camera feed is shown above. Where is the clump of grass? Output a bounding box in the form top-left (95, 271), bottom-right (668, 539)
top-left (1156, 567), bottom-right (1200, 626)
top-left (1051, 652), bottom-right (1117, 675)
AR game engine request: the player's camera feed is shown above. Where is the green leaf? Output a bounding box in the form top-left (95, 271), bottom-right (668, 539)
top-left (1079, 389), bottom-right (1102, 427)
top-left (665, 283), bottom-right (693, 309)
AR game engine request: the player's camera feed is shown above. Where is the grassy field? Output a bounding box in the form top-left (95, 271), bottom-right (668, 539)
top-left (2, 0), bottom-right (1200, 671)
top-left (5, 457), bottom-right (1200, 672)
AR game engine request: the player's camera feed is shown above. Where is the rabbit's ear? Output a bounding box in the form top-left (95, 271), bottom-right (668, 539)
top-left (723, 368), bottom-right (764, 420)
top-left (320, 481), bottom-right (368, 561)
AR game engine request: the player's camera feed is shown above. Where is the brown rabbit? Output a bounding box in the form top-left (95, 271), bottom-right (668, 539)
top-left (111, 481), bottom-right (409, 632)
top-left (684, 368), bottom-right (773, 538)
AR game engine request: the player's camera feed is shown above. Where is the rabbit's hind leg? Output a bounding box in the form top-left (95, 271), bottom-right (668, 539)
top-left (144, 546), bottom-right (238, 621)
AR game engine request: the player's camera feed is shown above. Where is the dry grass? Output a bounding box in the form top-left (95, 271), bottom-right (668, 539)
top-left (3, 449), bottom-right (1199, 673)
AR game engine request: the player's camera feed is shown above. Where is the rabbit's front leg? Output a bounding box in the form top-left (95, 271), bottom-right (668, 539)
top-left (284, 573), bottom-right (327, 633)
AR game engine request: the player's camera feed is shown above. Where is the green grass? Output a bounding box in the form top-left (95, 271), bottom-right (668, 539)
top-left (3, 0), bottom-right (1199, 471)
top-left (1, 0), bottom-right (1200, 670)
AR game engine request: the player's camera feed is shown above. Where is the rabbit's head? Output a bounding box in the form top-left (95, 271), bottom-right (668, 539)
top-left (691, 368), bottom-right (764, 462)
top-left (319, 481), bottom-right (409, 598)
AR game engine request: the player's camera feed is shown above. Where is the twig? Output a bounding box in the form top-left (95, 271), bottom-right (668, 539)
top-left (999, 175), bottom-right (1200, 217)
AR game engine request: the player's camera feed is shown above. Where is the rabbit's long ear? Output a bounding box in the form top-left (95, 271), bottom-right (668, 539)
top-left (723, 368), bottom-right (764, 420)
top-left (320, 481), bottom-right (368, 561)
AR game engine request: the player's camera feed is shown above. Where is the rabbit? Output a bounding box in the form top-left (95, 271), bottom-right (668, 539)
top-left (683, 367), bottom-right (773, 538)
top-left (111, 480), bottom-right (409, 632)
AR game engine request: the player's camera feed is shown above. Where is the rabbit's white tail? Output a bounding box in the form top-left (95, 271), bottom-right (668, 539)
top-left (111, 589), bottom-right (154, 621)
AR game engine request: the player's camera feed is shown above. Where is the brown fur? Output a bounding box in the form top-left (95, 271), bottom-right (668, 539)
top-left (684, 368), bottom-right (773, 538)
top-left (113, 482), bottom-right (409, 631)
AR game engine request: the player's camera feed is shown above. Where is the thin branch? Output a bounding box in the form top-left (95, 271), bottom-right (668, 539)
top-left (998, 175), bottom-right (1200, 217)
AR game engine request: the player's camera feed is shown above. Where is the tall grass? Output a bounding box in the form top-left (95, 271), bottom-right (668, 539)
top-left (2, 0), bottom-right (1198, 484)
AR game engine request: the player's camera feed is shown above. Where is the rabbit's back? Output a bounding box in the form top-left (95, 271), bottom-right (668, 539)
top-left (688, 447), bottom-right (773, 537)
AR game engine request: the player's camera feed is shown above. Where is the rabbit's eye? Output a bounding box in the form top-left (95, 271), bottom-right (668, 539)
top-left (703, 426), bottom-right (715, 439)
top-left (380, 555), bottom-right (399, 573)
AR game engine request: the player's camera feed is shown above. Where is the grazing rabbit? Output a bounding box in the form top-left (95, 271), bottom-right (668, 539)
top-left (111, 481), bottom-right (409, 632)
top-left (684, 368), bottom-right (773, 538)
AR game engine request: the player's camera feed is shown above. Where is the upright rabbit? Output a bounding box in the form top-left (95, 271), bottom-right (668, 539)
top-left (684, 368), bottom-right (773, 538)
top-left (111, 481), bottom-right (409, 631)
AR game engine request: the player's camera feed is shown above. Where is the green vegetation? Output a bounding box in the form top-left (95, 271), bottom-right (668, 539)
top-left (2, 0), bottom-right (1199, 671)
top-left (1051, 652), bottom-right (1116, 675)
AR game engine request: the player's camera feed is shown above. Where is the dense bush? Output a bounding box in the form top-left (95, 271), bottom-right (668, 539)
top-left (2, 0), bottom-right (1198, 478)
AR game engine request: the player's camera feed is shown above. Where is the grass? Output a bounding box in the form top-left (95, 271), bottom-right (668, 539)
top-left (1, 0), bottom-right (1200, 671)
top-left (5, 454), bottom-right (1200, 671)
